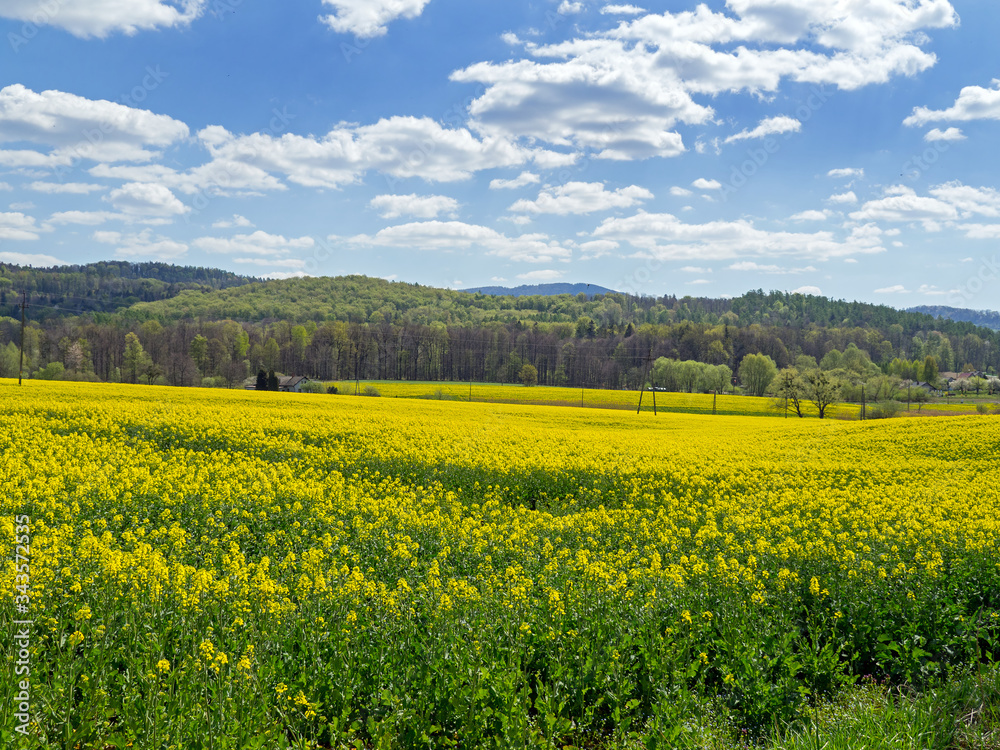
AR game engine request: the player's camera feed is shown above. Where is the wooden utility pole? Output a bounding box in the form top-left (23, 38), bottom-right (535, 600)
top-left (18, 290), bottom-right (26, 386)
top-left (637, 348), bottom-right (655, 415)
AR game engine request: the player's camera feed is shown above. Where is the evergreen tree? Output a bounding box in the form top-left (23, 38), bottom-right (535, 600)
top-left (267, 370), bottom-right (279, 391)
top-left (256, 369), bottom-right (267, 391)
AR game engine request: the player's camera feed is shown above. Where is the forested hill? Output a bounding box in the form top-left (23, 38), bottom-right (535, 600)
top-left (3, 264), bottom-right (1000, 387)
top-left (124, 274), bottom-right (992, 339)
top-left (908, 305), bottom-right (1000, 330)
top-left (0, 261), bottom-right (255, 321)
top-left (462, 283), bottom-right (617, 297)
top-left (126, 275), bottom-right (632, 325)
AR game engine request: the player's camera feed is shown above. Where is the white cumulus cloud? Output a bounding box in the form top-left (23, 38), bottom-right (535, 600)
top-left (592, 212), bottom-right (884, 261)
top-left (600, 5), bottom-right (645, 15)
top-left (0, 85), bottom-right (188, 168)
top-left (106, 182), bottom-right (189, 220)
top-left (692, 178), bottom-right (721, 190)
top-left (319, 0), bottom-right (432, 38)
top-left (489, 171), bottom-right (540, 190)
top-left (370, 193), bottom-right (459, 219)
top-left (924, 127), bottom-right (965, 141)
top-left (517, 269), bottom-right (565, 281)
top-left (725, 115), bottom-right (800, 143)
top-left (347, 220), bottom-right (571, 263)
top-left (905, 79), bottom-right (1000, 126)
top-left (193, 231), bottom-right (314, 256)
top-left (0, 212), bottom-right (42, 240)
top-left (93, 228), bottom-right (188, 260)
top-left (875, 284), bottom-right (910, 293)
top-left (510, 182), bottom-right (652, 215)
top-left (0, 0), bottom-right (206, 39)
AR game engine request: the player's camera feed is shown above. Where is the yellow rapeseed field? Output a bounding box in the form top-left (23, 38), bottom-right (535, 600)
top-left (1, 379), bottom-right (998, 748)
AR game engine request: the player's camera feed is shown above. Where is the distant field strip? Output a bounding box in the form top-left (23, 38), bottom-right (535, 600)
top-left (329, 380), bottom-right (870, 418)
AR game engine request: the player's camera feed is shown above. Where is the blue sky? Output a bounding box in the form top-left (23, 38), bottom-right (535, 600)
top-left (2, 0), bottom-right (1000, 309)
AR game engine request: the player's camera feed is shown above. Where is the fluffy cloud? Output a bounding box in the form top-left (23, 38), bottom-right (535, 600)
top-left (600, 5), bottom-right (645, 14)
top-left (453, 1), bottom-right (955, 160)
top-left (193, 231), bottom-right (315, 256)
top-left (90, 160), bottom-right (286, 197)
top-left (963, 224), bottom-right (1000, 239)
top-left (592, 211), bottom-right (884, 261)
top-left (789, 209), bottom-right (831, 221)
top-left (106, 183), bottom-right (189, 220)
top-left (28, 181), bottom-right (104, 194)
top-left (197, 117), bottom-right (569, 188)
top-left (0, 85), bottom-right (188, 167)
top-left (93, 229), bottom-right (188, 260)
top-left (791, 286), bottom-right (822, 295)
top-left (924, 127), bottom-right (965, 141)
top-left (875, 284), bottom-right (910, 293)
top-left (509, 182), bottom-right (652, 215)
top-left (0, 251), bottom-right (64, 265)
top-left (45, 210), bottom-right (122, 227)
top-left (347, 220), bottom-right (572, 263)
top-left (692, 178), bottom-right (721, 190)
top-left (725, 115), bottom-right (800, 143)
top-left (849, 187), bottom-right (956, 224)
top-left (0, 211), bottom-right (41, 240)
top-left (827, 191), bottom-right (858, 204)
top-left (905, 79), bottom-right (1000, 126)
top-left (212, 214), bottom-right (254, 229)
top-left (489, 171), bottom-right (540, 190)
top-left (850, 183), bottom-right (1000, 226)
top-left (0, 0), bottom-right (206, 38)
top-left (320, 0), bottom-right (431, 38)
top-left (827, 167), bottom-right (864, 178)
top-left (517, 269), bottom-right (565, 281)
top-left (369, 193), bottom-right (459, 219)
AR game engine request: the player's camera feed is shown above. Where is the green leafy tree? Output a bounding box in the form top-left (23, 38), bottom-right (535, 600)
top-left (520, 363), bottom-right (538, 387)
top-left (189, 334), bottom-right (209, 374)
top-left (0, 341), bottom-right (20, 378)
top-left (775, 367), bottom-right (805, 417)
top-left (921, 356), bottom-right (939, 387)
top-left (123, 332), bottom-right (149, 384)
top-left (738, 353), bottom-right (778, 397)
top-left (805, 369), bottom-right (839, 419)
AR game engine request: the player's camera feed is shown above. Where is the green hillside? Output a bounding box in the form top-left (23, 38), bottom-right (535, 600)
top-left (125, 275), bottom-right (619, 325)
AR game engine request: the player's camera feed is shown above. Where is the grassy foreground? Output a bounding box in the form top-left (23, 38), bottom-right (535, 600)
top-left (1, 380), bottom-right (999, 748)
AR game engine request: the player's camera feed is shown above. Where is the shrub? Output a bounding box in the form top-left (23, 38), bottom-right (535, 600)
top-left (33, 361), bottom-right (65, 380)
top-left (867, 400), bottom-right (902, 420)
top-left (301, 381), bottom-right (325, 394)
top-left (362, 385), bottom-right (381, 397)
top-left (326, 385), bottom-right (339, 395)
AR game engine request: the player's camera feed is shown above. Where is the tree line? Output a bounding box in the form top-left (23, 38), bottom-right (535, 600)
top-left (2, 311), bottom-right (997, 393)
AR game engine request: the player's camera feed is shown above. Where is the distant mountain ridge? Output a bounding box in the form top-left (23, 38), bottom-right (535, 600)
top-left (908, 305), bottom-right (1000, 331)
top-left (462, 282), bottom-right (617, 297)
